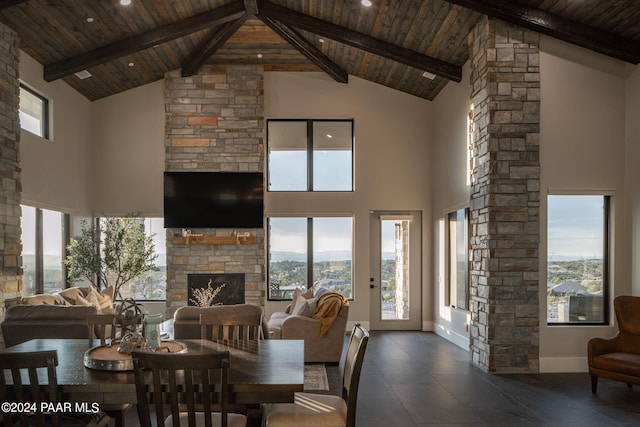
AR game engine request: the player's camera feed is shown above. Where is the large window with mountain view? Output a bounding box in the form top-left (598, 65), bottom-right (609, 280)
top-left (267, 119), bottom-right (353, 191)
top-left (98, 217), bottom-right (166, 301)
top-left (21, 205), bottom-right (68, 295)
top-left (268, 217), bottom-right (353, 300)
top-left (547, 195), bottom-right (609, 324)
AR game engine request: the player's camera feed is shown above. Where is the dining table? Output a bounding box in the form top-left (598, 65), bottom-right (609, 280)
top-left (2, 338), bottom-right (304, 408)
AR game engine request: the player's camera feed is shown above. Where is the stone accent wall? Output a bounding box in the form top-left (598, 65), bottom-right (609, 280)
top-left (0, 23), bottom-right (22, 334)
top-left (164, 65), bottom-right (265, 309)
top-left (468, 17), bottom-right (540, 373)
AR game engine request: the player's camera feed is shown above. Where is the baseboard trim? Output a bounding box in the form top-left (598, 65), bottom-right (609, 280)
top-left (433, 323), bottom-right (470, 351)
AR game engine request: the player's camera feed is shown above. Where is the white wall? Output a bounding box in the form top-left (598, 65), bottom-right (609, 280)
top-left (91, 80), bottom-right (165, 216)
top-left (19, 52), bottom-right (93, 217)
top-left (263, 73), bottom-right (433, 328)
top-left (430, 63), bottom-right (472, 348)
top-left (539, 36), bottom-right (629, 372)
top-left (626, 64), bottom-right (640, 295)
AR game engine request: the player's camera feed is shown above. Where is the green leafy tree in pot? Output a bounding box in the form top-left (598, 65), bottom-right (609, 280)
top-left (64, 217), bottom-right (158, 300)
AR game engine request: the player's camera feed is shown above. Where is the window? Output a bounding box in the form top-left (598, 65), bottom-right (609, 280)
top-left (447, 208), bottom-right (469, 310)
top-left (547, 195), bottom-right (609, 324)
top-left (268, 217), bottom-right (353, 300)
top-left (21, 205), bottom-right (68, 295)
top-left (267, 119), bottom-right (353, 191)
top-left (19, 84), bottom-right (49, 139)
top-left (98, 217), bottom-right (166, 301)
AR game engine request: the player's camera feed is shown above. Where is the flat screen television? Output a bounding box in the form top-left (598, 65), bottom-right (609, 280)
top-left (164, 171), bottom-right (264, 228)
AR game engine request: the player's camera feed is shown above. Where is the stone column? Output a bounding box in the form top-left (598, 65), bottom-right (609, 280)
top-left (0, 23), bottom-right (22, 342)
top-left (468, 17), bottom-right (540, 373)
top-left (164, 66), bottom-right (265, 309)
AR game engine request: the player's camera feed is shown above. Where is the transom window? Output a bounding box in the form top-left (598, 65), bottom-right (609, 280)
top-left (547, 195), bottom-right (609, 325)
top-left (19, 84), bottom-right (49, 139)
top-left (267, 119), bottom-right (353, 191)
top-left (268, 217), bottom-right (353, 300)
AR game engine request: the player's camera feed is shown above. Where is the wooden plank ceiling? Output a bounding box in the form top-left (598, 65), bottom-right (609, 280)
top-left (0, 0), bottom-right (638, 101)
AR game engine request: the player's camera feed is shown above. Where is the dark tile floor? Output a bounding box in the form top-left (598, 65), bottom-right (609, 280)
top-left (353, 331), bottom-right (640, 427)
top-left (123, 331), bottom-right (640, 426)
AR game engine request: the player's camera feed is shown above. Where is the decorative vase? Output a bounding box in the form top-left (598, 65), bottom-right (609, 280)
top-left (143, 313), bottom-right (163, 349)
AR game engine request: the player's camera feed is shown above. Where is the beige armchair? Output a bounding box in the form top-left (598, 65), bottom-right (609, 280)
top-left (268, 291), bottom-right (349, 363)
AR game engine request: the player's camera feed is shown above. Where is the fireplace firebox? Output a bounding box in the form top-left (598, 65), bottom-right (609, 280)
top-left (187, 273), bottom-right (245, 306)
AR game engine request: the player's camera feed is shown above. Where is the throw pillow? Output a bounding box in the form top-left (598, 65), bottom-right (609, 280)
top-left (291, 294), bottom-right (308, 316)
top-left (293, 296), bottom-right (318, 317)
top-left (291, 287), bottom-right (314, 301)
top-left (58, 287), bottom-right (85, 305)
top-left (87, 286), bottom-right (113, 313)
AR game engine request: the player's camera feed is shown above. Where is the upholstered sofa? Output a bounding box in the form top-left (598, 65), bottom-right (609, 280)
top-left (268, 288), bottom-right (349, 363)
top-left (172, 303), bottom-right (269, 340)
top-left (588, 295), bottom-right (640, 393)
top-left (1, 304), bottom-right (98, 347)
top-left (1, 286), bottom-right (114, 348)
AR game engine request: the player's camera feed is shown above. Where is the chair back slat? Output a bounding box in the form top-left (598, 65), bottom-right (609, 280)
top-left (87, 313), bottom-right (118, 345)
top-left (200, 312), bottom-right (262, 341)
top-left (0, 350), bottom-right (60, 427)
top-left (132, 350), bottom-right (230, 427)
top-left (342, 323), bottom-right (369, 427)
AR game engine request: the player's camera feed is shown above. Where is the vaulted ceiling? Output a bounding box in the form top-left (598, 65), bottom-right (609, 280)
top-left (1, 0), bottom-right (638, 101)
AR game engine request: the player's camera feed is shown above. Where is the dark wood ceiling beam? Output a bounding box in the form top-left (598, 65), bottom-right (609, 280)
top-left (243, 0), bottom-right (259, 15)
top-left (181, 15), bottom-right (249, 77)
top-left (257, 1), bottom-right (462, 82)
top-left (43, 1), bottom-right (246, 82)
top-left (0, 0), bottom-right (28, 10)
top-left (446, 0), bottom-right (640, 64)
top-left (260, 16), bottom-right (348, 84)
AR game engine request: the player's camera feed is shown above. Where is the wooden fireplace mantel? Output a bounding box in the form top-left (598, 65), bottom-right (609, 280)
top-left (171, 235), bottom-right (258, 245)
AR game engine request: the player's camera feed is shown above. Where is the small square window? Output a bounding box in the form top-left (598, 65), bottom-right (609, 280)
top-left (19, 84), bottom-right (49, 139)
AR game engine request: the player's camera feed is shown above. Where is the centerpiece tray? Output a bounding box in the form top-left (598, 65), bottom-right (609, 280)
top-left (84, 340), bottom-right (186, 371)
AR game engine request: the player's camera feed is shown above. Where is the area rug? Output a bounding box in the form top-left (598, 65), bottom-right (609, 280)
top-left (304, 364), bottom-right (329, 391)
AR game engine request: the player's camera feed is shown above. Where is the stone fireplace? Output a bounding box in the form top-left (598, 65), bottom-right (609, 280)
top-left (164, 65), bottom-right (265, 309)
top-left (187, 273), bottom-right (245, 306)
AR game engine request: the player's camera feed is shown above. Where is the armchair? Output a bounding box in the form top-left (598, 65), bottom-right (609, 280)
top-left (588, 295), bottom-right (640, 393)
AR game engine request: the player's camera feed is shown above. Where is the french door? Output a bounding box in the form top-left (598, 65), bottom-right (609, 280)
top-left (369, 211), bottom-right (422, 330)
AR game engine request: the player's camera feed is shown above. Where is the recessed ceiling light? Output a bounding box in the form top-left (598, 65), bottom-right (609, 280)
top-left (422, 71), bottom-right (436, 80)
top-left (128, 62), bottom-right (134, 67)
top-left (319, 38), bottom-right (325, 43)
top-left (86, 17), bottom-right (94, 23)
top-left (326, 134), bottom-right (332, 138)
top-left (361, 0), bottom-right (372, 7)
top-left (75, 70), bottom-right (92, 80)
top-left (120, 0), bottom-right (131, 5)
top-left (257, 53), bottom-right (263, 59)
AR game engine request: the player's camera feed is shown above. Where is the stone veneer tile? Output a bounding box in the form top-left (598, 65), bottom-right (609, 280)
top-left (164, 66), bottom-right (265, 309)
top-left (468, 17), bottom-right (540, 373)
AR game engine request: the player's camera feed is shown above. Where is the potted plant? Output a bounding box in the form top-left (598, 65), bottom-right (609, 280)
top-left (64, 217), bottom-right (158, 300)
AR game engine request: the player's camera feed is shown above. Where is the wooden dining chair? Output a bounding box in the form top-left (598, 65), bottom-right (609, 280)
top-left (132, 350), bottom-right (247, 427)
top-left (87, 313), bottom-right (118, 345)
top-left (200, 311), bottom-right (263, 341)
top-left (0, 350), bottom-right (110, 427)
top-left (87, 313), bottom-right (132, 427)
top-left (262, 323), bottom-right (369, 427)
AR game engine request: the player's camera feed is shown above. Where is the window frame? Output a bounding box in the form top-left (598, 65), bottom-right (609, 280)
top-left (546, 194), bottom-right (610, 326)
top-left (267, 216), bottom-right (354, 301)
top-left (21, 205), bottom-right (70, 295)
top-left (19, 83), bottom-right (50, 139)
top-left (266, 118), bottom-right (354, 192)
top-left (445, 208), bottom-right (470, 311)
